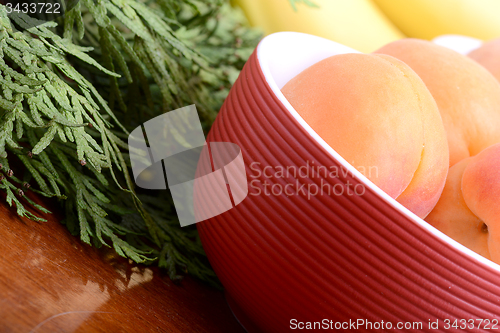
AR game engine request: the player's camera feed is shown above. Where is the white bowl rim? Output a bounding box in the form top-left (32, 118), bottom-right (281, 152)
top-left (432, 34), bottom-right (483, 55)
top-left (256, 31), bottom-right (500, 273)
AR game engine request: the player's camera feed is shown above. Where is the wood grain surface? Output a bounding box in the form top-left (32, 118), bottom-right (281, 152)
top-left (0, 200), bottom-right (246, 333)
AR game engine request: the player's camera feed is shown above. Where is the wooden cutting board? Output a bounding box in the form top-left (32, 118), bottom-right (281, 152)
top-left (0, 200), bottom-right (246, 333)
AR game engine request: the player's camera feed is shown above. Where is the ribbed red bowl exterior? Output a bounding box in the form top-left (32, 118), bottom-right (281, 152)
top-left (197, 50), bottom-right (500, 332)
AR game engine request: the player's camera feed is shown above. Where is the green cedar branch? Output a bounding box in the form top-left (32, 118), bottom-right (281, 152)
top-left (0, 1), bottom-right (261, 285)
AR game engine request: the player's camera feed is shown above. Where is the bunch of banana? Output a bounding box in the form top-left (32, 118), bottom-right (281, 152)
top-left (234, 0), bottom-right (500, 53)
top-left (373, 0), bottom-right (500, 41)
top-left (231, 0), bottom-right (404, 53)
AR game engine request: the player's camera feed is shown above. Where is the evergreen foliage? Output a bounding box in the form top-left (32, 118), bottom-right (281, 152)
top-left (0, 0), bottom-right (260, 286)
top-left (288, 0), bottom-right (319, 11)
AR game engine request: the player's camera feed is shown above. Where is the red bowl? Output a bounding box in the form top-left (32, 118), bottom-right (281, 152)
top-left (196, 32), bottom-right (500, 332)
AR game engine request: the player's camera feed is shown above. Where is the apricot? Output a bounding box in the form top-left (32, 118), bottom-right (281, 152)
top-left (425, 158), bottom-right (490, 260)
top-left (468, 38), bottom-right (500, 83)
top-left (426, 143), bottom-right (500, 263)
top-left (461, 143), bottom-right (500, 263)
top-left (375, 39), bottom-right (500, 167)
top-left (281, 53), bottom-right (448, 218)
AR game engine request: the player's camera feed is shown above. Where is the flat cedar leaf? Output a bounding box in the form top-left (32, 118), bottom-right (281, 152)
top-left (6, 37), bottom-right (51, 57)
top-left (74, 2), bottom-right (85, 40)
top-left (55, 39), bottom-right (120, 78)
top-left (0, 77), bottom-right (42, 94)
top-left (77, 205), bottom-right (92, 244)
top-left (99, 27), bottom-right (132, 83)
top-left (288, 0), bottom-right (316, 11)
top-left (38, 152), bottom-right (59, 178)
top-left (81, 0), bottom-right (109, 27)
top-left (111, 234), bottom-right (152, 263)
top-left (32, 125), bottom-right (57, 155)
top-left (103, 1), bottom-right (153, 41)
top-left (30, 159), bottom-right (57, 180)
top-left (129, 1), bottom-right (206, 66)
top-left (15, 115), bottom-right (23, 139)
top-left (82, 177), bottom-right (109, 203)
top-left (17, 110), bottom-right (38, 127)
top-left (0, 96), bottom-right (15, 110)
top-left (55, 123), bottom-right (67, 142)
top-left (107, 24), bottom-right (144, 69)
top-left (18, 155), bottom-right (53, 194)
top-left (64, 6), bottom-right (76, 40)
top-left (21, 194), bottom-right (51, 214)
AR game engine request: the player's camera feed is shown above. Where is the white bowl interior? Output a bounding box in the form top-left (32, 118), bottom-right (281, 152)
top-left (257, 31), bottom-right (499, 272)
top-left (432, 34), bottom-right (483, 55)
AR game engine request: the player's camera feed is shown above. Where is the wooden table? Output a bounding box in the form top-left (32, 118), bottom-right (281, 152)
top-left (0, 201), bottom-right (246, 333)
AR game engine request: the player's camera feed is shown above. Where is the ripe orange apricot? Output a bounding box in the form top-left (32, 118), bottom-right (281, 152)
top-left (426, 143), bottom-right (500, 263)
top-left (281, 53), bottom-right (448, 218)
top-left (468, 38), bottom-right (500, 82)
top-left (375, 39), bottom-right (500, 167)
top-left (461, 143), bottom-right (500, 263)
top-left (425, 158), bottom-right (490, 260)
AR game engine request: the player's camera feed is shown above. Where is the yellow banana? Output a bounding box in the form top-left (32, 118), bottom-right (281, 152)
top-left (372, 0), bottom-right (500, 41)
top-left (232, 0), bottom-right (404, 53)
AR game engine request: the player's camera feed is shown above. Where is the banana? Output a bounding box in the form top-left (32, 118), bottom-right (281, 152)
top-left (231, 0), bottom-right (404, 53)
top-left (372, 0), bottom-right (500, 41)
